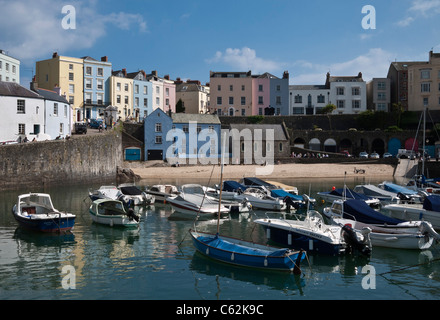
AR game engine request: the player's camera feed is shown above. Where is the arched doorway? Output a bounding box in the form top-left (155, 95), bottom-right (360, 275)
top-left (293, 137), bottom-right (306, 148)
top-left (372, 138), bottom-right (385, 156)
top-left (340, 138), bottom-right (352, 153)
top-left (229, 107), bottom-right (235, 116)
top-left (309, 138), bottom-right (321, 151)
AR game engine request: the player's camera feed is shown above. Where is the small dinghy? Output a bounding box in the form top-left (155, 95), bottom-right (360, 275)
top-left (89, 199), bottom-right (140, 228)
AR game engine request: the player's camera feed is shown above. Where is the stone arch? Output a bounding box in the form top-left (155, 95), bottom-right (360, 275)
top-left (324, 138), bottom-right (337, 153)
top-left (309, 138), bottom-right (321, 151)
top-left (293, 137), bottom-right (306, 148)
top-left (340, 138), bottom-right (352, 153)
top-left (372, 138), bottom-right (385, 156)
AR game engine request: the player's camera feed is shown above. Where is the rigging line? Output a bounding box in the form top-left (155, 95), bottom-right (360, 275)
top-left (192, 164), bottom-right (216, 232)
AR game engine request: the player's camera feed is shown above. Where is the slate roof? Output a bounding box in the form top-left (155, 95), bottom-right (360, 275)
top-left (0, 81), bottom-right (42, 99)
top-left (35, 88), bottom-right (69, 104)
top-left (171, 113), bottom-right (221, 124)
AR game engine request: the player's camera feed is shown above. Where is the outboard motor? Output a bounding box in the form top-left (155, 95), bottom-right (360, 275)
top-left (126, 208), bottom-right (139, 222)
top-left (341, 224), bottom-right (372, 256)
top-left (283, 196), bottom-right (299, 213)
top-left (397, 192), bottom-right (411, 204)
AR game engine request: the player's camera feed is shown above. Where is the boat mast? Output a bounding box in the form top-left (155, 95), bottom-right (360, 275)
top-left (422, 104), bottom-right (426, 180)
top-left (217, 132), bottom-right (226, 234)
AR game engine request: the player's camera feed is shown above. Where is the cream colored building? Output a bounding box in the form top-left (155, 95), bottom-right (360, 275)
top-left (175, 79), bottom-right (210, 114)
top-left (35, 53), bottom-right (83, 115)
top-left (408, 51), bottom-right (440, 111)
top-left (110, 69), bottom-right (133, 121)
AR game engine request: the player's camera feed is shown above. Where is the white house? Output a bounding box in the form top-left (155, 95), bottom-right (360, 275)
top-left (33, 86), bottom-right (72, 139)
top-left (289, 85), bottom-right (330, 115)
top-left (0, 50), bottom-right (20, 84)
top-left (0, 81), bottom-right (72, 143)
top-left (0, 81), bottom-right (44, 143)
top-left (326, 72), bottom-right (367, 115)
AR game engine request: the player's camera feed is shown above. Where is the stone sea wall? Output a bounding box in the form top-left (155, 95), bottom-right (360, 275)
top-left (0, 132), bottom-right (122, 190)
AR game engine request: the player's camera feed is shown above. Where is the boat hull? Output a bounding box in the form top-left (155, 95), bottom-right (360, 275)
top-left (190, 230), bottom-right (305, 272)
top-left (384, 204), bottom-right (440, 229)
top-left (89, 208), bottom-right (139, 228)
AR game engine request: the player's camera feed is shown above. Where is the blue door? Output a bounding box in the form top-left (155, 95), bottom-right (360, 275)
top-left (388, 138), bottom-right (401, 156)
top-left (125, 148), bottom-right (141, 161)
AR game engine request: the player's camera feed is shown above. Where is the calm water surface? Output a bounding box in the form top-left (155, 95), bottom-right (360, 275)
top-left (1, 176), bottom-right (440, 300)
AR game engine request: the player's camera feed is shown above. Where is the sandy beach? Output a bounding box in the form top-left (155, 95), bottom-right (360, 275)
top-left (127, 161), bottom-right (396, 180)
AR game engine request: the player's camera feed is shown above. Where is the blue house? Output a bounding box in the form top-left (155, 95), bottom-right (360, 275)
top-left (127, 70), bottom-right (153, 121)
top-left (82, 56), bottom-right (112, 120)
top-left (144, 109), bottom-right (221, 163)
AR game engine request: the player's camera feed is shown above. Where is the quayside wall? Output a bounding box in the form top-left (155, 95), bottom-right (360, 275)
top-left (0, 132), bottom-right (122, 191)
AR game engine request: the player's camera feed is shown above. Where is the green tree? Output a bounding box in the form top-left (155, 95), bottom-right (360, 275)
top-left (318, 103), bottom-right (337, 114)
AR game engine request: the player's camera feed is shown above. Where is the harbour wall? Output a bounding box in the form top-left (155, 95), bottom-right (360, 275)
top-left (0, 131), bottom-right (122, 191)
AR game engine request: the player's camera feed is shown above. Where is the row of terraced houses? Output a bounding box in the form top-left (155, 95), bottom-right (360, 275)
top-left (0, 50), bottom-right (440, 144)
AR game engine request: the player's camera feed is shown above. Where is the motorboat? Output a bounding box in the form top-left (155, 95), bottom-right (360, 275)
top-left (219, 181), bottom-right (286, 211)
top-left (166, 184), bottom-right (249, 218)
top-left (324, 199), bottom-right (440, 250)
top-left (254, 210), bottom-right (372, 256)
top-left (240, 177), bottom-right (309, 207)
top-left (118, 183), bottom-right (155, 206)
top-left (189, 230), bottom-right (305, 273)
top-left (353, 184), bottom-right (400, 204)
top-left (323, 198), bottom-right (404, 225)
top-left (89, 198), bottom-right (140, 228)
top-left (383, 195), bottom-right (440, 229)
top-left (265, 180), bottom-right (299, 195)
top-left (145, 184), bottom-right (179, 203)
top-left (406, 175), bottom-right (440, 195)
top-left (12, 193), bottom-right (76, 232)
top-left (317, 187), bottom-right (381, 207)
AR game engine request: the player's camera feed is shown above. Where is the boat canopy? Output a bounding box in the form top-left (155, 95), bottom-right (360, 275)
top-left (223, 181), bottom-right (247, 192)
top-left (242, 177), bottom-right (276, 189)
top-left (197, 235), bottom-right (290, 257)
top-left (344, 199), bottom-right (403, 225)
top-left (423, 195), bottom-right (440, 212)
top-left (329, 188), bottom-right (372, 201)
top-left (382, 183), bottom-right (417, 195)
top-left (119, 186), bottom-right (143, 195)
top-left (270, 189), bottom-right (303, 202)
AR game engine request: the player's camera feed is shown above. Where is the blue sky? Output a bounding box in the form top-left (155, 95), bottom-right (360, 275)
top-left (1, 0), bottom-right (439, 88)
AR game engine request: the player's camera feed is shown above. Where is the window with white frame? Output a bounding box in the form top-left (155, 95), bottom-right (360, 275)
top-left (352, 100), bottom-right (360, 109)
top-left (85, 78), bottom-right (92, 89)
top-left (421, 70), bottom-right (431, 79)
top-left (69, 84), bottom-right (74, 94)
top-left (85, 67), bottom-right (92, 76)
top-left (60, 123), bottom-right (64, 134)
top-left (294, 95), bottom-right (302, 103)
top-left (155, 123), bottom-right (162, 132)
top-left (18, 123), bottom-right (25, 135)
top-left (97, 68), bottom-right (103, 76)
top-left (421, 83), bottom-right (431, 93)
top-left (337, 100), bottom-right (345, 108)
top-left (69, 73), bottom-right (74, 81)
top-left (337, 87), bottom-right (345, 95)
top-left (352, 87), bottom-right (360, 95)
top-left (97, 79), bottom-right (103, 90)
top-left (117, 83), bottom-right (121, 91)
top-left (17, 100), bottom-right (25, 113)
top-left (155, 136), bottom-right (162, 144)
top-left (54, 103), bottom-right (58, 116)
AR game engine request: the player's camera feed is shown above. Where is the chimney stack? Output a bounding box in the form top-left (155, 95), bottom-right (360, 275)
top-left (101, 56), bottom-right (108, 62)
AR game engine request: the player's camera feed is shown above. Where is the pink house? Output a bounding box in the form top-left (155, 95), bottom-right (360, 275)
top-left (252, 74), bottom-right (271, 115)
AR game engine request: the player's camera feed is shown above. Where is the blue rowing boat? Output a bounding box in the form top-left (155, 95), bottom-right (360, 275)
top-left (189, 230), bottom-right (305, 273)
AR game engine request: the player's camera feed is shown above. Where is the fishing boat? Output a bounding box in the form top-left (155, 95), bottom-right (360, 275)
top-left (324, 199), bottom-right (440, 249)
top-left (189, 134), bottom-right (306, 273)
top-left (317, 187), bottom-right (381, 207)
top-left (189, 230), bottom-right (305, 272)
top-left (89, 198), bottom-right (140, 228)
top-left (12, 193), bottom-right (76, 232)
top-left (383, 195), bottom-right (440, 229)
top-left (145, 184), bottom-right (179, 203)
top-left (118, 183), bottom-right (155, 206)
top-left (254, 211), bottom-right (371, 256)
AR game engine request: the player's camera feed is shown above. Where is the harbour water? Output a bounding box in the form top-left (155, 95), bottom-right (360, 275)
top-left (1, 176), bottom-right (440, 301)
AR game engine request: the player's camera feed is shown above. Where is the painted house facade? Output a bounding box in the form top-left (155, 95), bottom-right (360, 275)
top-left (175, 79), bottom-right (210, 114)
top-left (146, 71), bottom-right (176, 114)
top-left (144, 109), bottom-right (221, 163)
top-left (110, 69), bottom-right (134, 121)
top-left (127, 70), bottom-right (153, 121)
top-left (82, 56), bottom-right (112, 121)
top-left (289, 85), bottom-right (329, 115)
top-left (326, 72), bottom-right (367, 115)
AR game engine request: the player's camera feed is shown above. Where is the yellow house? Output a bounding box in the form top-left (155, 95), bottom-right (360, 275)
top-left (110, 69), bottom-right (133, 121)
top-left (36, 53), bottom-right (84, 121)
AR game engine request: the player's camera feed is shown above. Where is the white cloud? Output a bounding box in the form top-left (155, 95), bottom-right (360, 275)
top-left (0, 0), bottom-right (147, 62)
top-left (397, 0), bottom-right (440, 27)
top-left (206, 47), bottom-right (285, 74)
top-left (291, 48), bottom-right (395, 84)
